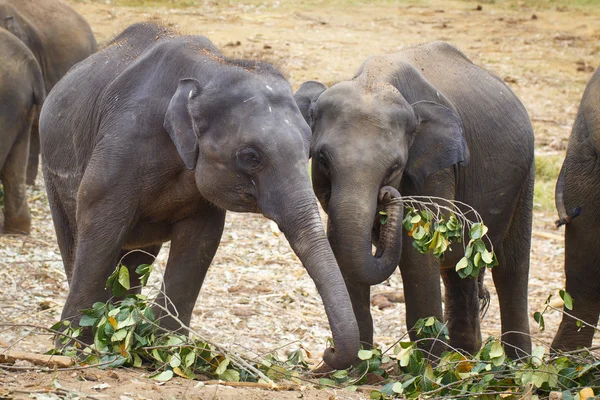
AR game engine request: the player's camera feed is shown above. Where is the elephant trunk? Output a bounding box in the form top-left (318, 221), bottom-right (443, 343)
top-left (261, 184), bottom-right (360, 370)
top-left (328, 181), bottom-right (404, 286)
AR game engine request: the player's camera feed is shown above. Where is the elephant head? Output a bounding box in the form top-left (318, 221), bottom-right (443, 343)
top-left (163, 72), bottom-right (360, 370)
top-left (294, 78), bottom-right (469, 285)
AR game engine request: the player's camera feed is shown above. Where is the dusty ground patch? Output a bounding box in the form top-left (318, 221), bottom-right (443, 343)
top-left (1, 0), bottom-right (599, 398)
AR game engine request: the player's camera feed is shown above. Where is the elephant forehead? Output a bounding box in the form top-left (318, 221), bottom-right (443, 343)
top-left (317, 87), bottom-right (410, 130)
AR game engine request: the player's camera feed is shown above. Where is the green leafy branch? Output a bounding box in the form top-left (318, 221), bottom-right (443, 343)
top-left (49, 260), bottom-right (307, 385)
top-left (382, 196), bottom-right (498, 279)
top-left (323, 316), bottom-right (600, 399)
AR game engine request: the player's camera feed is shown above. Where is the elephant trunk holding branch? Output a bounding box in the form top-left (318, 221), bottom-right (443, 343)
top-left (39, 23), bottom-right (359, 370)
top-left (553, 67), bottom-right (600, 351)
top-left (0, 0), bottom-right (97, 185)
top-left (294, 41), bottom-right (534, 359)
top-left (0, 28), bottom-right (45, 234)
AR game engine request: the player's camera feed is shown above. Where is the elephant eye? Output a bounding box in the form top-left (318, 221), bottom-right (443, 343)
top-left (318, 151), bottom-right (330, 175)
top-left (385, 162), bottom-right (402, 180)
top-left (237, 148), bottom-right (261, 170)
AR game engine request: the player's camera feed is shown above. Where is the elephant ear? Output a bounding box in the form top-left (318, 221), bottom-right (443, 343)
top-left (164, 78), bottom-right (203, 170)
top-left (405, 100), bottom-right (470, 190)
top-left (294, 81), bottom-right (327, 127)
top-left (3, 16), bottom-right (26, 43)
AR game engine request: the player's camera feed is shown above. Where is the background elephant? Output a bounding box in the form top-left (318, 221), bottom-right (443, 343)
top-left (553, 67), bottom-right (600, 351)
top-left (294, 41), bottom-right (534, 359)
top-left (0, 28), bottom-right (45, 234)
top-left (0, 0), bottom-right (96, 185)
top-left (40, 23), bottom-right (359, 370)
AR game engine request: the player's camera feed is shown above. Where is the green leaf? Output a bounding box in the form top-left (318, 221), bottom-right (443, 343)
top-left (489, 342), bottom-right (505, 366)
top-left (79, 314), bottom-right (97, 327)
top-left (111, 329), bottom-right (127, 342)
top-left (533, 311), bottom-right (545, 331)
top-left (410, 214), bottom-right (421, 224)
top-left (392, 381), bottom-right (403, 394)
top-left (474, 251), bottom-right (482, 267)
top-left (559, 290), bottom-right (574, 310)
top-left (135, 264), bottom-right (153, 286)
top-left (169, 353), bottom-right (181, 368)
top-left (332, 370), bottom-right (348, 380)
top-left (319, 378), bottom-right (337, 387)
top-left (150, 370), bottom-right (173, 382)
top-left (132, 353), bottom-right (142, 368)
top-left (219, 369), bottom-right (240, 382)
top-left (481, 249), bottom-right (493, 264)
top-left (531, 345), bottom-right (545, 367)
top-left (424, 317), bottom-right (435, 327)
top-left (184, 351), bottom-right (195, 368)
top-left (489, 342), bottom-right (504, 358)
top-left (118, 265), bottom-right (131, 290)
top-left (469, 223), bottom-right (488, 240)
top-left (358, 349), bottom-right (373, 360)
top-left (456, 257), bottom-right (469, 271)
top-left (215, 357), bottom-right (230, 375)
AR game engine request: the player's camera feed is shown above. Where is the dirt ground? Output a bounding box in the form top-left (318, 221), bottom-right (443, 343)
top-left (1, 0), bottom-right (599, 398)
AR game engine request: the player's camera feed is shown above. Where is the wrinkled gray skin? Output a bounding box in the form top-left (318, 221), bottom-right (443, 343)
top-left (0, 28), bottom-right (45, 234)
top-left (295, 41), bottom-right (534, 359)
top-left (0, 0), bottom-right (97, 185)
top-left (553, 67), bottom-right (600, 351)
top-left (40, 23), bottom-right (359, 370)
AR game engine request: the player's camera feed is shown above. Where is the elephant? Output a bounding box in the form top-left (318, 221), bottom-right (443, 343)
top-left (0, 0), bottom-right (97, 185)
top-left (294, 41), bottom-right (534, 359)
top-left (39, 22), bottom-right (360, 370)
top-left (553, 67), bottom-right (600, 351)
top-left (0, 27), bottom-right (45, 234)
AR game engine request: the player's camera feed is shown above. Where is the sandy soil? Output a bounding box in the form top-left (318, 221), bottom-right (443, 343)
top-left (1, 0), bottom-right (599, 398)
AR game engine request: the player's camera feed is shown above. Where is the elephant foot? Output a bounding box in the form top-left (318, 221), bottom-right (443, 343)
top-left (2, 225), bottom-right (30, 235)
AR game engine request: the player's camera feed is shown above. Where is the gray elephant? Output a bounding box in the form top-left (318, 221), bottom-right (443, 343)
top-left (294, 41), bottom-right (534, 359)
top-left (39, 23), bottom-right (359, 370)
top-left (0, 28), bottom-right (45, 234)
top-left (0, 0), bottom-right (97, 185)
top-left (553, 67), bottom-right (600, 351)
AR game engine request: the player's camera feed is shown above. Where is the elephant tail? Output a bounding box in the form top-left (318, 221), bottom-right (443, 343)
top-left (555, 163), bottom-right (582, 227)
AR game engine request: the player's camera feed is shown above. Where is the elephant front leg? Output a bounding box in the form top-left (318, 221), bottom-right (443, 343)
top-left (551, 218), bottom-right (600, 352)
top-left (153, 208), bottom-right (226, 332)
top-left (440, 265), bottom-right (481, 355)
top-left (493, 175), bottom-right (533, 359)
top-left (399, 239), bottom-right (444, 356)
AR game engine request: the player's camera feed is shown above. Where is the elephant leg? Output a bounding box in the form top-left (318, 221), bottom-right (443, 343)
top-left (117, 244), bottom-right (162, 295)
top-left (440, 264), bottom-right (481, 354)
top-left (153, 207), bottom-right (226, 332)
top-left (26, 118), bottom-right (40, 186)
top-left (399, 240), bottom-right (444, 355)
top-left (60, 188), bottom-right (138, 332)
top-left (44, 173), bottom-right (76, 283)
top-left (492, 171), bottom-right (533, 359)
top-left (551, 215), bottom-right (600, 352)
top-left (1, 122), bottom-right (31, 235)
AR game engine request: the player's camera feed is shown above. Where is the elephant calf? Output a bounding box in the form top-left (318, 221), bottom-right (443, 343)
top-left (40, 23), bottom-right (359, 370)
top-left (295, 41), bottom-right (534, 359)
top-left (553, 67), bottom-right (600, 351)
top-left (0, 27), bottom-right (45, 234)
